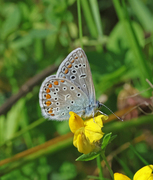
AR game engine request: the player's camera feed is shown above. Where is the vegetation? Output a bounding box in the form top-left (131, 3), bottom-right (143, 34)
top-left (0, 0), bottom-right (153, 179)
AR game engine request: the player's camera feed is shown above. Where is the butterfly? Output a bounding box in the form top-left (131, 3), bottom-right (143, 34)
top-left (39, 48), bottom-right (103, 121)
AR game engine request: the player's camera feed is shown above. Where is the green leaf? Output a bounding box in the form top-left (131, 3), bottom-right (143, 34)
top-left (129, 0), bottom-right (153, 32)
top-left (76, 151), bottom-right (101, 161)
top-left (109, 135), bottom-right (117, 143)
top-left (30, 29), bottom-right (54, 39)
top-left (5, 98), bottom-right (25, 140)
top-left (2, 4), bottom-right (21, 39)
top-left (107, 21), bottom-right (144, 53)
top-left (81, 0), bottom-right (97, 38)
top-left (10, 34), bottom-right (32, 49)
top-left (101, 132), bottom-right (112, 150)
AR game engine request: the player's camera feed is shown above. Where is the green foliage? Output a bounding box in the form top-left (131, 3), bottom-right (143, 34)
top-left (0, 0), bottom-right (153, 179)
top-left (76, 151), bottom-right (100, 162)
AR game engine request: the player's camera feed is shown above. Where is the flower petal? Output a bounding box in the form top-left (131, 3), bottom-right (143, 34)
top-left (114, 173), bottom-right (131, 180)
top-left (69, 112), bottom-right (84, 133)
top-left (84, 115), bottom-right (105, 143)
top-left (73, 128), bottom-right (94, 154)
top-left (73, 128), bottom-right (84, 147)
top-left (134, 165), bottom-right (153, 180)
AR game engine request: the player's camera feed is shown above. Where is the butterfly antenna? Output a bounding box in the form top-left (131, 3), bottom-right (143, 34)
top-left (99, 103), bottom-right (123, 121)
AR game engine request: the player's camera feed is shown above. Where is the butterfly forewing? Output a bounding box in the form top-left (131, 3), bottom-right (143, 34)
top-left (39, 77), bottom-right (89, 120)
top-left (56, 48), bottom-right (96, 105)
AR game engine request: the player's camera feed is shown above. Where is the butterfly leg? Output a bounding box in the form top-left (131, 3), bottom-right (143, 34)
top-left (97, 110), bottom-right (108, 117)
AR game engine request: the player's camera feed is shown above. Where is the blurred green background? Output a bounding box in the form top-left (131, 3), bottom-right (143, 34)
top-left (0, 0), bottom-right (153, 179)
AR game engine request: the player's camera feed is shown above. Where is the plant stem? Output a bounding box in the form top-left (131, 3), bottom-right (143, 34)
top-left (101, 151), bottom-right (114, 180)
top-left (130, 145), bottom-right (149, 165)
top-left (96, 155), bottom-right (104, 180)
top-left (77, 0), bottom-right (83, 49)
top-left (113, 0), bottom-right (152, 91)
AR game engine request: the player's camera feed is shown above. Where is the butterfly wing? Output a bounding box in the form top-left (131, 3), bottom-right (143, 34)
top-left (56, 48), bottom-right (96, 105)
top-left (39, 76), bottom-right (89, 120)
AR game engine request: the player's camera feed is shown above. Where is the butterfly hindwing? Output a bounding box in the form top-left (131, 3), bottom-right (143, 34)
top-left (39, 76), bottom-right (89, 120)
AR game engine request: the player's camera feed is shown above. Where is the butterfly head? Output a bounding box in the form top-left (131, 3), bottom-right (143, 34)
top-left (81, 101), bottom-right (101, 119)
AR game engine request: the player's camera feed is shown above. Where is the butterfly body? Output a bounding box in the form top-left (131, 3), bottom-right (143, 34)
top-left (39, 48), bottom-right (102, 121)
top-left (82, 100), bottom-right (102, 119)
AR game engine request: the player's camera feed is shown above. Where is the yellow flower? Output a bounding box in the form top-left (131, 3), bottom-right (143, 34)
top-left (134, 165), bottom-right (153, 180)
top-left (114, 165), bottom-right (153, 180)
top-left (69, 111), bottom-right (107, 154)
top-left (114, 173), bottom-right (131, 180)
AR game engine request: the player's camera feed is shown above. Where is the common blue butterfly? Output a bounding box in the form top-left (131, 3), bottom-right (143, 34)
top-left (39, 48), bottom-right (103, 120)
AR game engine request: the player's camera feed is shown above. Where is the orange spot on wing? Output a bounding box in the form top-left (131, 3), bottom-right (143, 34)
top-left (54, 81), bottom-right (59, 85)
top-left (60, 80), bottom-right (65, 83)
top-left (64, 69), bottom-right (68, 74)
top-left (46, 101), bottom-right (51, 106)
top-left (63, 76), bottom-right (66, 78)
top-left (48, 84), bottom-right (52, 88)
top-left (75, 56), bottom-right (78, 59)
top-left (48, 108), bottom-right (53, 114)
top-left (46, 94), bottom-right (51, 99)
top-left (67, 64), bottom-right (72, 68)
top-left (46, 88), bottom-right (50, 93)
top-left (71, 60), bottom-right (74, 63)
top-left (51, 114), bottom-right (55, 116)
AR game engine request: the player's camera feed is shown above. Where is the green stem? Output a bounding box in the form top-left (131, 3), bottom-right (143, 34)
top-left (130, 145), bottom-right (149, 165)
top-left (113, 0), bottom-right (152, 91)
top-left (89, 0), bottom-right (103, 38)
top-left (101, 151), bottom-right (114, 180)
top-left (96, 155), bottom-right (104, 180)
top-left (77, 0), bottom-right (83, 49)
